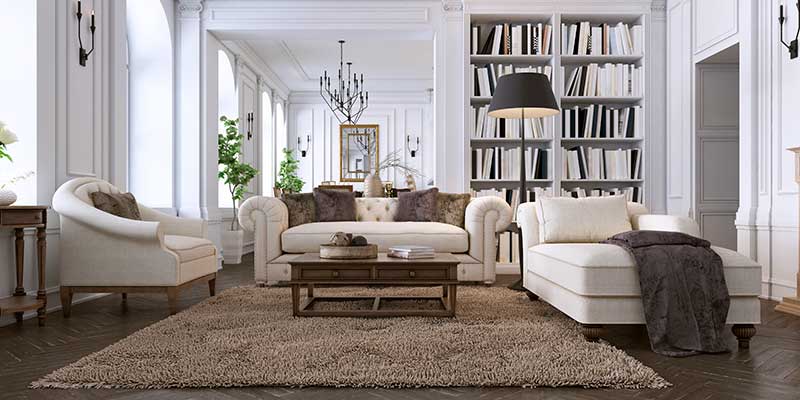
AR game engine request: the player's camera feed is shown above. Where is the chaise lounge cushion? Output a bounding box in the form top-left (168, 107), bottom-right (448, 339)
top-left (281, 221), bottom-right (469, 253)
top-left (528, 243), bottom-right (761, 297)
top-left (164, 235), bottom-right (217, 263)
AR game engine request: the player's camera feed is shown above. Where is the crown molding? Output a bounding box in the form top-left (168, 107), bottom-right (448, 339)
top-left (279, 41), bottom-right (313, 81)
top-left (465, 0), bottom-right (654, 14)
top-left (289, 90), bottom-right (432, 105)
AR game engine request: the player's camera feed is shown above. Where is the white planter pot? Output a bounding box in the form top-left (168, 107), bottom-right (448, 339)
top-left (222, 230), bottom-right (244, 265)
top-left (0, 189), bottom-right (17, 206)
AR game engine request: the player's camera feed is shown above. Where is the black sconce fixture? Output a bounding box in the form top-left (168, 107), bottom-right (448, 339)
top-left (780, 1), bottom-right (799, 59)
top-left (406, 135), bottom-right (420, 158)
top-left (297, 135), bottom-right (310, 157)
top-left (76, 1), bottom-right (96, 67)
top-left (245, 112), bottom-right (254, 140)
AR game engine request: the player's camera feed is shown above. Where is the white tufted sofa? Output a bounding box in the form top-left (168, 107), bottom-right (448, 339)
top-left (52, 178), bottom-right (218, 316)
top-left (238, 196), bottom-right (512, 286)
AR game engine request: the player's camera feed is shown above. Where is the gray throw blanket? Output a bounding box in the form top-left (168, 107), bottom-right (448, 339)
top-left (602, 230), bottom-right (730, 357)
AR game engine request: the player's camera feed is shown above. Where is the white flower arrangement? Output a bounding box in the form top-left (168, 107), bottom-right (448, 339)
top-left (0, 120), bottom-right (19, 162)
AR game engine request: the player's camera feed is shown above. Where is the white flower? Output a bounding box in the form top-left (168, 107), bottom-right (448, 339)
top-left (0, 121), bottom-right (18, 145)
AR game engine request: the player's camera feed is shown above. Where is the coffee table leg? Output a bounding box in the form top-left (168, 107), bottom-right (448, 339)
top-left (443, 285), bottom-right (448, 298)
top-left (448, 284), bottom-right (457, 316)
top-left (307, 284), bottom-right (314, 298)
top-left (291, 284), bottom-right (300, 316)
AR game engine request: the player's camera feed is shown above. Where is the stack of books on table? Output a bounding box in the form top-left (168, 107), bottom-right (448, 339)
top-left (388, 245), bottom-right (435, 259)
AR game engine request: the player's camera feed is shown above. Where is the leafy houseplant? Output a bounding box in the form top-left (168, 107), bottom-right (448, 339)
top-left (218, 116), bottom-right (259, 230)
top-left (275, 148), bottom-right (304, 194)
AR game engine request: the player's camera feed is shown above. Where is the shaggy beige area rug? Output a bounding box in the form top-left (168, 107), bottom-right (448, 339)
top-left (32, 286), bottom-right (669, 389)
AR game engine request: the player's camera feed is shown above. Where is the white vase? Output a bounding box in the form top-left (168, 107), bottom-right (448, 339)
top-left (0, 189), bottom-right (17, 206)
top-left (363, 173), bottom-right (384, 197)
top-left (222, 230), bottom-right (244, 265)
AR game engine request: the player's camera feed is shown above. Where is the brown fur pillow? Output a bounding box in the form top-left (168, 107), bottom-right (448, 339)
top-left (281, 193), bottom-right (316, 227)
top-left (313, 188), bottom-right (356, 222)
top-left (90, 192), bottom-right (142, 220)
top-left (435, 192), bottom-right (471, 228)
top-left (395, 188), bottom-right (439, 222)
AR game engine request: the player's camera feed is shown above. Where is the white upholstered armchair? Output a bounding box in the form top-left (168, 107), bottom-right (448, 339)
top-left (52, 178), bottom-right (218, 316)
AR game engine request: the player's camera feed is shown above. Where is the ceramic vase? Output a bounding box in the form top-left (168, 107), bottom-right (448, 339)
top-left (363, 173), bottom-right (384, 197)
top-left (0, 189), bottom-right (17, 206)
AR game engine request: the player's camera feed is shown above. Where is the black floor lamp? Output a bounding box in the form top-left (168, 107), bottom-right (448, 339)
top-left (487, 73), bottom-right (559, 291)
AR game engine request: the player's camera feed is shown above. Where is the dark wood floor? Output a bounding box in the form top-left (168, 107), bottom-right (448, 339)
top-left (1, 254), bottom-right (799, 400)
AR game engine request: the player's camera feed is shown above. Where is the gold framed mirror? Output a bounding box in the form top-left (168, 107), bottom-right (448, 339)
top-left (340, 124), bottom-right (379, 182)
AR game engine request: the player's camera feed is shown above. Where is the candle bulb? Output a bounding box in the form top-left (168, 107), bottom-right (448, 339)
top-left (77, 0), bottom-right (81, 14)
top-left (91, 10), bottom-right (95, 28)
top-left (781, 4), bottom-right (784, 20)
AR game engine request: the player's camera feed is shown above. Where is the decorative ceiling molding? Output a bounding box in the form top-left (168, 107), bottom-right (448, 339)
top-left (279, 41), bottom-right (313, 81)
top-left (465, 0), bottom-right (654, 14)
top-left (206, 5), bottom-right (430, 28)
top-left (178, 0), bottom-right (204, 18)
top-left (289, 90), bottom-right (432, 105)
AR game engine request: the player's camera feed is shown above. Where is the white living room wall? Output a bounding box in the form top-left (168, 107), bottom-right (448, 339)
top-left (287, 92), bottom-right (435, 191)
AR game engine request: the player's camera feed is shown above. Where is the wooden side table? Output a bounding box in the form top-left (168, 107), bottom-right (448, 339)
top-left (0, 206), bottom-right (48, 326)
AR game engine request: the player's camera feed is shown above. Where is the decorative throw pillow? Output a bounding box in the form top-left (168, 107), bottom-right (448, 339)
top-left (396, 188), bottom-right (439, 222)
top-left (535, 195), bottom-right (631, 243)
top-left (281, 193), bottom-right (316, 227)
top-left (90, 192), bottom-right (142, 220)
top-left (435, 192), bottom-right (471, 228)
top-left (313, 188), bottom-right (356, 222)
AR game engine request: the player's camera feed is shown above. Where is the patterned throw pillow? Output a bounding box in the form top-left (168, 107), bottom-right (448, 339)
top-left (435, 192), bottom-right (471, 228)
top-left (395, 187), bottom-right (439, 222)
top-left (313, 188), bottom-right (356, 222)
top-left (281, 193), bottom-right (316, 227)
top-left (90, 192), bottom-right (142, 220)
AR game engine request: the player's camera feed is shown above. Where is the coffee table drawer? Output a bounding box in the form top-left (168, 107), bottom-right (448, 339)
top-left (376, 268), bottom-right (449, 280)
top-left (300, 268), bottom-right (371, 280)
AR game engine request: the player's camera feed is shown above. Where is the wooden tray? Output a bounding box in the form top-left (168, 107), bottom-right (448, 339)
top-left (319, 244), bottom-right (378, 259)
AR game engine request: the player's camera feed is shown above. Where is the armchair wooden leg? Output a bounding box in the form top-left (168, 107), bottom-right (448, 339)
top-left (166, 287), bottom-right (179, 315)
top-left (732, 324), bottom-right (756, 349)
top-left (580, 324), bottom-right (605, 342)
top-left (121, 293), bottom-right (127, 302)
top-left (60, 287), bottom-right (73, 318)
top-left (208, 278), bottom-right (216, 296)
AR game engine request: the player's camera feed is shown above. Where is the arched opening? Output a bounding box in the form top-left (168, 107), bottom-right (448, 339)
top-left (217, 50), bottom-right (237, 208)
top-left (261, 91), bottom-right (274, 194)
top-left (127, 0), bottom-right (173, 207)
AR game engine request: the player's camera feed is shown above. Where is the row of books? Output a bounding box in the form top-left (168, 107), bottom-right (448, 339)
top-left (388, 245), bottom-right (435, 260)
top-left (471, 23), bottom-right (554, 56)
top-left (561, 105), bottom-right (642, 139)
top-left (562, 147), bottom-right (642, 180)
top-left (470, 106), bottom-right (552, 139)
top-left (472, 64), bottom-right (552, 97)
top-left (561, 22), bottom-right (643, 56)
top-left (563, 63), bottom-right (643, 97)
top-left (471, 148), bottom-right (549, 180)
top-left (562, 187), bottom-right (643, 203)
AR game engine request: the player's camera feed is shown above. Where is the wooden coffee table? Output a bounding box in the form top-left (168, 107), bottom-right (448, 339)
top-left (288, 253), bottom-right (459, 317)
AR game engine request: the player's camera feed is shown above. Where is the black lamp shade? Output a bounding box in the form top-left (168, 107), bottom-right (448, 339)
top-left (487, 73), bottom-right (559, 119)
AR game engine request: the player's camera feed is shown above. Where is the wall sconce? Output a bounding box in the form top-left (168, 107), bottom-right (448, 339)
top-left (406, 134), bottom-right (420, 158)
top-left (245, 112), bottom-right (254, 140)
top-left (76, 1), bottom-right (96, 67)
top-left (780, 1), bottom-right (799, 59)
top-left (297, 135), bottom-right (310, 157)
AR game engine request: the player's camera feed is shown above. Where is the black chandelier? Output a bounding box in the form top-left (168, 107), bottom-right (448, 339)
top-left (320, 40), bottom-right (368, 125)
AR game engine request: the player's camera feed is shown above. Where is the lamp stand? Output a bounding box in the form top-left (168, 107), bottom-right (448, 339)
top-left (508, 109), bottom-right (530, 292)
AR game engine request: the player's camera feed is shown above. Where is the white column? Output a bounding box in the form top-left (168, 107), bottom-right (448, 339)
top-left (436, 0), bottom-right (466, 192)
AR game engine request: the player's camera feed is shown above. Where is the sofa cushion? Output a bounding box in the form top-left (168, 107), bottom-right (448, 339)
top-left (90, 192), bottom-right (142, 220)
top-left (535, 196), bottom-right (632, 243)
top-left (281, 221), bottom-right (469, 253)
top-left (281, 192), bottom-right (316, 227)
top-left (396, 188), bottom-right (438, 222)
top-left (164, 235), bottom-right (217, 263)
top-left (313, 188), bottom-right (356, 222)
top-left (527, 243), bottom-right (761, 296)
top-left (355, 198), bottom-right (398, 222)
top-left (435, 192), bottom-right (471, 228)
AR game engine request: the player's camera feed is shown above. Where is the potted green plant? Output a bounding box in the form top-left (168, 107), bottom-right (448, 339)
top-left (218, 116), bottom-right (259, 264)
top-left (275, 148), bottom-right (304, 196)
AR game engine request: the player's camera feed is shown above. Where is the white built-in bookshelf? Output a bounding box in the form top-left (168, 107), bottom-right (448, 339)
top-left (466, 12), bottom-right (647, 264)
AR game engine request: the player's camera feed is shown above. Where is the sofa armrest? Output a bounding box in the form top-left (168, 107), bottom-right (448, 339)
top-left (139, 206), bottom-right (207, 239)
top-left (632, 214), bottom-right (701, 237)
top-left (238, 196), bottom-right (289, 279)
top-left (465, 196), bottom-right (513, 283)
top-left (516, 202), bottom-right (540, 249)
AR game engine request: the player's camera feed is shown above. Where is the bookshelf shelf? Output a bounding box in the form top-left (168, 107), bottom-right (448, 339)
top-left (470, 138), bottom-right (552, 144)
top-left (560, 96), bottom-right (643, 104)
top-left (470, 54), bottom-right (553, 64)
top-left (559, 54), bottom-right (643, 65)
top-left (561, 179), bottom-right (644, 184)
top-left (559, 137), bottom-right (642, 143)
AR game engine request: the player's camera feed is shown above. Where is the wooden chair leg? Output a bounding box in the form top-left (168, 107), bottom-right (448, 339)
top-left (732, 324), bottom-right (756, 349)
top-left (121, 293), bottom-right (128, 303)
top-left (208, 278), bottom-right (216, 296)
top-left (580, 324), bottom-right (605, 342)
top-left (166, 287), bottom-right (179, 315)
top-left (60, 287), bottom-right (73, 318)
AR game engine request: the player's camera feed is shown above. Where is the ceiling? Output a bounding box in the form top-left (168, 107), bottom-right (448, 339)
top-left (242, 38), bottom-right (434, 93)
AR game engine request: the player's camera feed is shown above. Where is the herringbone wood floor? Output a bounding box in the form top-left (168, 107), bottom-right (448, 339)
top-left (1, 254), bottom-right (799, 400)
